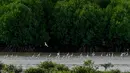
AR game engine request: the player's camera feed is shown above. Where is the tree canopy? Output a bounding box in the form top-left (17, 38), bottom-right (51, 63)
top-left (0, 0), bottom-right (130, 52)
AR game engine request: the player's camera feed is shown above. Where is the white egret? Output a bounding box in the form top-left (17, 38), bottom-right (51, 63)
top-left (57, 52), bottom-right (60, 59)
top-left (15, 55), bottom-right (18, 59)
top-left (79, 53), bottom-right (83, 59)
top-left (49, 53), bottom-right (51, 57)
top-left (125, 52), bottom-right (129, 56)
top-left (37, 53), bottom-right (41, 57)
top-left (36, 53), bottom-right (41, 59)
top-left (108, 53), bottom-right (111, 57)
top-left (80, 53), bottom-right (83, 57)
top-left (66, 53), bottom-right (69, 56)
top-left (101, 53), bottom-right (103, 57)
top-left (44, 42), bottom-right (48, 47)
top-left (4, 54), bottom-right (8, 59)
top-left (106, 53), bottom-right (108, 56)
top-left (120, 52), bottom-right (125, 57)
top-left (111, 52), bottom-right (114, 57)
top-left (66, 53), bottom-right (70, 58)
top-left (31, 53), bottom-right (35, 59)
top-left (92, 52), bottom-right (95, 57)
top-left (70, 53), bottom-right (73, 57)
top-left (86, 54), bottom-right (89, 57)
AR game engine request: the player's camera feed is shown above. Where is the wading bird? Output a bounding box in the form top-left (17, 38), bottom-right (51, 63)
top-left (92, 52), bottom-right (95, 57)
top-left (70, 53), bottom-right (73, 57)
top-left (36, 53), bottom-right (41, 59)
top-left (56, 52), bottom-right (60, 59)
top-left (4, 54), bottom-right (8, 59)
top-left (86, 54), bottom-right (89, 57)
top-left (111, 52), bottom-right (114, 57)
top-left (125, 52), bottom-right (129, 56)
top-left (44, 42), bottom-right (48, 47)
top-left (101, 53), bottom-right (103, 57)
top-left (49, 53), bottom-right (51, 57)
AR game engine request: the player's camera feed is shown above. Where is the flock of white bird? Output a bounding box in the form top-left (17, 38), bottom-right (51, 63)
top-left (1, 42), bottom-right (129, 60)
top-left (2, 52), bottom-right (129, 60)
top-left (0, 42), bottom-right (129, 72)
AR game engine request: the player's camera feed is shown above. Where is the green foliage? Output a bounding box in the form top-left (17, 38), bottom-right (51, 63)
top-left (0, 0), bottom-right (50, 49)
top-left (56, 64), bottom-right (69, 71)
top-left (38, 61), bottom-right (57, 69)
top-left (37, 61), bottom-right (69, 72)
top-left (25, 67), bottom-right (45, 73)
top-left (51, 0), bottom-right (105, 51)
top-left (95, 0), bottom-right (110, 8)
top-left (103, 69), bottom-right (121, 73)
top-left (71, 66), bottom-right (97, 73)
top-left (3, 64), bottom-right (22, 73)
top-left (0, 61), bottom-right (4, 70)
top-left (0, 2), bottom-right (32, 46)
top-left (0, 0), bottom-right (130, 52)
top-left (52, 71), bottom-right (71, 73)
top-left (109, 69), bottom-right (121, 73)
top-left (14, 65), bottom-right (23, 73)
top-left (4, 64), bottom-right (16, 72)
top-left (104, 0), bottom-right (130, 51)
top-left (101, 63), bottom-right (114, 71)
top-left (0, 60), bottom-right (126, 73)
top-left (84, 60), bottom-right (94, 68)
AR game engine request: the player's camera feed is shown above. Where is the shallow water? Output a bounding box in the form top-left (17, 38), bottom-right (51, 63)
top-left (0, 53), bottom-right (130, 72)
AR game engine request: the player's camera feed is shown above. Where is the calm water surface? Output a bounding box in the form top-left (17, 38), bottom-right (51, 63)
top-left (0, 52), bottom-right (130, 72)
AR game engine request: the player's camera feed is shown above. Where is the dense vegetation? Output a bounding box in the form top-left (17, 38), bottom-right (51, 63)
top-left (0, 0), bottom-right (130, 52)
top-left (0, 60), bottom-right (129, 73)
